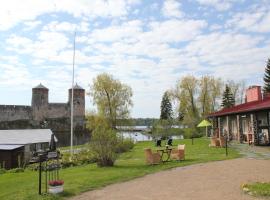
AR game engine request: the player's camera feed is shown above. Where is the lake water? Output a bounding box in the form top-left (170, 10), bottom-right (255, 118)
top-left (119, 131), bottom-right (184, 142)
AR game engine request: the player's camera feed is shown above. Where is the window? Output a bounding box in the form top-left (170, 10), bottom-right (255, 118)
top-left (257, 112), bottom-right (268, 127)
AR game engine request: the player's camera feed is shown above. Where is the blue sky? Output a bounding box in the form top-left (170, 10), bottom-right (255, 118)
top-left (0, 0), bottom-right (269, 118)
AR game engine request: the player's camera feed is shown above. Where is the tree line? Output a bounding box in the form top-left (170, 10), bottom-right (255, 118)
top-left (86, 58), bottom-right (270, 166)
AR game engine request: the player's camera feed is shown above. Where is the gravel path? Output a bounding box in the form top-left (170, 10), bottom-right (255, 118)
top-left (70, 158), bottom-right (270, 200)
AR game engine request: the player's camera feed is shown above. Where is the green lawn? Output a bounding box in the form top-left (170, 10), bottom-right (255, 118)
top-left (0, 138), bottom-right (240, 200)
top-left (243, 182), bottom-right (270, 197)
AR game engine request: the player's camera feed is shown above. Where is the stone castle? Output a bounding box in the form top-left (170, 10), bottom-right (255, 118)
top-left (0, 83), bottom-right (89, 146)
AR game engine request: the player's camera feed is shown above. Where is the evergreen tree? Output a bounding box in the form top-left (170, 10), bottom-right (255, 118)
top-left (160, 91), bottom-right (173, 120)
top-left (263, 58), bottom-right (270, 93)
top-left (221, 85), bottom-right (235, 108)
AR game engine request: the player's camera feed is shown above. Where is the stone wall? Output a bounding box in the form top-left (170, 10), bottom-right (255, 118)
top-left (0, 105), bottom-right (32, 121)
top-left (0, 119), bottom-right (34, 129)
top-left (47, 103), bottom-right (69, 119)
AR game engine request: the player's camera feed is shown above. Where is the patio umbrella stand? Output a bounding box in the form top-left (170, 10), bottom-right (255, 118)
top-left (197, 120), bottom-right (212, 137)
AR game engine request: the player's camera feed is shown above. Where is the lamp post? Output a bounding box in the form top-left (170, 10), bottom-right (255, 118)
top-left (70, 31), bottom-right (76, 158)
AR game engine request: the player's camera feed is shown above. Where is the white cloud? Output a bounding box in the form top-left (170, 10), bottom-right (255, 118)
top-left (6, 31), bottom-right (70, 59)
top-left (23, 20), bottom-right (42, 30)
top-left (184, 32), bottom-right (268, 79)
top-left (89, 20), bottom-right (143, 42)
top-left (0, 63), bottom-right (32, 88)
top-left (0, 0), bottom-right (138, 31)
top-left (195, 0), bottom-right (239, 11)
top-left (162, 0), bottom-right (183, 18)
top-left (144, 19), bottom-right (207, 43)
top-left (226, 6), bottom-right (270, 33)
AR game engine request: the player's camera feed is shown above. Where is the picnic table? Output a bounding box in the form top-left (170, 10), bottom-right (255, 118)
top-left (157, 147), bottom-right (172, 162)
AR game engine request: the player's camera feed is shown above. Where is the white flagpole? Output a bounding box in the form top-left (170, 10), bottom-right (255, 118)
top-left (71, 31), bottom-right (76, 157)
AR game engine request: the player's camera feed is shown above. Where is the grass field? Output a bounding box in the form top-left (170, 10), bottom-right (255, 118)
top-left (243, 182), bottom-right (270, 197)
top-left (0, 138), bottom-right (240, 200)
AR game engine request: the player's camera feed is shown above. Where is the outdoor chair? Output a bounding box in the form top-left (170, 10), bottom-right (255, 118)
top-left (167, 138), bottom-right (173, 146)
top-left (144, 148), bottom-right (161, 165)
top-left (156, 139), bottom-right (162, 147)
top-left (209, 137), bottom-right (220, 147)
top-left (170, 144), bottom-right (185, 161)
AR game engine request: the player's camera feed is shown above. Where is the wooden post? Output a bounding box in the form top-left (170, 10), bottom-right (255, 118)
top-left (250, 114), bottom-right (254, 144)
top-left (218, 117), bottom-right (221, 138)
top-left (226, 116), bottom-right (229, 138)
top-left (225, 135), bottom-right (228, 156)
top-left (236, 115), bottom-right (240, 142)
top-left (38, 158), bottom-right (42, 195)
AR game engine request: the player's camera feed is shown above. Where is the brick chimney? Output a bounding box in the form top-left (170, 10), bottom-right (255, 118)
top-left (245, 86), bottom-right (262, 103)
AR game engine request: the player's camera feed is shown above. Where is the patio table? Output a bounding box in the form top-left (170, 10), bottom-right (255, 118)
top-left (157, 148), bottom-right (173, 162)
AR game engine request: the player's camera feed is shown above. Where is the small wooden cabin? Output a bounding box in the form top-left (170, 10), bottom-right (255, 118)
top-left (0, 129), bottom-right (57, 169)
top-left (209, 86), bottom-right (270, 146)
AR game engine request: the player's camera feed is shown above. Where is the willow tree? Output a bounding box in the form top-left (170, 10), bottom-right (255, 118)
top-left (209, 77), bottom-right (223, 112)
top-left (175, 75), bottom-right (199, 127)
top-left (90, 73), bottom-right (133, 129)
top-left (199, 76), bottom-right (212, 118)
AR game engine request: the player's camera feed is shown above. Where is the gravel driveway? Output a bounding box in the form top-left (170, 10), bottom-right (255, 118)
top-left (71, 158), bottom-right (270, 200)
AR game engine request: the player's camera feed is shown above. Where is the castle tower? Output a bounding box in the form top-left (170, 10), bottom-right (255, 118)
top-left (31, 83), bottom-right (49, 121)
top-left (68, 83), bottom-right (85, 117)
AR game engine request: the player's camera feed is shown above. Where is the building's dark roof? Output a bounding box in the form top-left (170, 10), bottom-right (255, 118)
top-left (0, 129), bottom-right (57, 145)
top-left (33, 83), bottom-right (48, 89)
top-left (209, 98), bottom-right (270, 117)
top-left (70, 83), bottom-right (84, 90)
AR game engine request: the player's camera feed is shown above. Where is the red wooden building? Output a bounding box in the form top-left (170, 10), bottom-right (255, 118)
top-left (209, 86), bottom-right (270, 145)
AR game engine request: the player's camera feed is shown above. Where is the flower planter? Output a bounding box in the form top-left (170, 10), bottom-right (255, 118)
top-left (48, 185), bottom-right (64, 194)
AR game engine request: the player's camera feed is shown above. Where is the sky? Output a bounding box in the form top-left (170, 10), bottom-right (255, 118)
top-left (0, 0), bottom-right (269, 118)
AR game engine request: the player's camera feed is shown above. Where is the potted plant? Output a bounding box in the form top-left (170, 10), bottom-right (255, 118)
top-left (48, 180), bottom-right (64, 194)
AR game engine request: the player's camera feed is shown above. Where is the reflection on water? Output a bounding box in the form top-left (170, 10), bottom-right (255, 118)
top-left (119, 132), bottom-right (152, 142)
top-left (119, 131), bottom-right (184, 142)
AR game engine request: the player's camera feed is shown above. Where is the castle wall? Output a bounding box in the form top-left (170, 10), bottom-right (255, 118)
top-left (0, 84), bottom-right (88, 147)
top-left (47, 103), bottom-right (69, 119)
top-left (0, 105), bottom-right (32, 121)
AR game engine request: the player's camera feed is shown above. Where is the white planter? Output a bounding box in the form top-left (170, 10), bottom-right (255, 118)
top-left (48, 185), bottom-right (64, 194)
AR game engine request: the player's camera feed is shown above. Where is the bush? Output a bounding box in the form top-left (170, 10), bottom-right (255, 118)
top-left (88, 115), bottom-right (119, 167)
top-left (61, 149), bottom-right (96, 168)
top-left (0, 168), bottom-right (6, 175)
top-left (8, 168), bottom-right (24, 173)
top-left (90, 125), bottom-right (118, 167)
top-left (115, 138), bottom-right (134, 153)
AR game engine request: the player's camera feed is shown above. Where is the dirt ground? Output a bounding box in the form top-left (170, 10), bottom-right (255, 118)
top-left (70, 158), bottom-right (270, 200)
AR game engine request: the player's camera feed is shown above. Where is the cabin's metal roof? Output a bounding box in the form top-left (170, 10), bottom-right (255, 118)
top-left (0, 129), bottom-right (57, 145)
top-left (0, 144), bottom-right (24, 150)
top-left (208, 98), bottom-right (270, 117)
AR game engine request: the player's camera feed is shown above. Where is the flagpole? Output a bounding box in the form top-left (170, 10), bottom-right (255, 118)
top-left (70, 31), bottom-right (76, 157)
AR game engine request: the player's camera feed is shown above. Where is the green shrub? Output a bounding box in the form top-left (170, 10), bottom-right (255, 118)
top-left (88, 115), bottom-right (119, 167)
top-left (61, 149), bottom-right (96, 168)
top-left (27, 163), bottom-right (39, 171)
top-left (115, 138), bottom-right (134, 153)
top-left (0, 168), bottom-right (6, 175)
top-left (8, 168), bottom-right (24, 173)
top-left (90, 126), bottom-right (118, 167)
